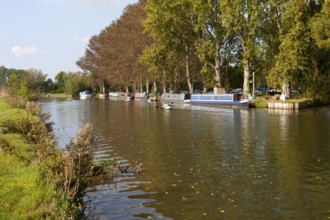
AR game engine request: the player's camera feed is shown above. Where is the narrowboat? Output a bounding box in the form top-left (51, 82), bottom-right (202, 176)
top-left (191, 94), bottom-right (250, 108)
top-left (134, 92), bottom-right (148, 100)
top-left (161, 93), bottom-right (191, 104)
top-left (109, 92), bottom-right (132, 101)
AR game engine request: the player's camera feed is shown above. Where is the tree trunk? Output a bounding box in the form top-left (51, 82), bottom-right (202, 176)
top-left (185, 52), bottom-right (193, 94)
top-left (146, 79), bottom-right (149, 93)
top-left (214, 41), bottom-right (222, 88)
top-left (133, 81), bottom-right (137, 94)
top-left (174, 67), bottom-right (178, 93)
top-left (162, 70), bottom-right (167, 93)
top-left (202, 74), bottom-right (207, 93)
top-left (153, 81), bottom-right (157, 94)
top-left (282, 81), bottom-right (290, 98)
top-left (101, 80), bottom-right (106, 94)
top-left (125, 85), bottom-right (129, 94)
top-left (243, 58), bottom-right (251, 97)
top-left (140, 79), bottom-right (143, 93)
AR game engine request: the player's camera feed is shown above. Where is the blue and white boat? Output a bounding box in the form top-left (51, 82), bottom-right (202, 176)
top-left (191, 94), bottom-right (250, 108)
top-left (79, 91), bottom-right (93, 99)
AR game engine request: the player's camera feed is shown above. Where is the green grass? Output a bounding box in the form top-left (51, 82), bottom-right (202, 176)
top-left (251, 96), bottom-right (312, 108)
top-left (0, 99), bottom-right (54, 219)
top-left (0, 100), bottom-right (27, 124)
top-left (250, 96), bottom-right (269, 108)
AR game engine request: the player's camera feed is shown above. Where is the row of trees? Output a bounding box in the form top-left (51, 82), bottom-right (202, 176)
top-left (77, 0), bottom-right (329, 101)
top-left (0, 66), bottom-right (91, 99)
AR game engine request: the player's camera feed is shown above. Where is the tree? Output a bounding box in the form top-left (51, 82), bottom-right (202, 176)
top-left (77, 0), bottom-right (151, 94)
top-left (144, 0), bottom-right (198, 93)
top-left (221, 0), bottom-right (265, 97)
top-left (55, 71), bottom-right (66, 93)
top-left (63, 72), bottom-right (90, 97)
top-left (192, 0), bottom-right (226, 92)
top-left (268, 0), bottom-right (329, 101)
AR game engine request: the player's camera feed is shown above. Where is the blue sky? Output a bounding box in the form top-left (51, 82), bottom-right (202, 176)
top-left (0, 0), bottom-right (138, 79)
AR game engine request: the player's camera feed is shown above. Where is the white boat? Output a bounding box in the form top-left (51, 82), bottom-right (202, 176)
top-left (109, 92), bottom-right (132, 101)
top-left (161, 93), bottom-right (191, 103)
top-left (79, 91), bottom-right (92, 99)
top-left (162, 103), bottom-right (174, 110)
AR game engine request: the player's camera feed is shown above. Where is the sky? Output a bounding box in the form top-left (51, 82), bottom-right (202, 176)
top-left (0, 0), bottom-right (138, 79)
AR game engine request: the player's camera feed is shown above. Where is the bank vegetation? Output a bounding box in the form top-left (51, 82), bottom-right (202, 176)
top-left (0, 92), bottom-right (115, 218)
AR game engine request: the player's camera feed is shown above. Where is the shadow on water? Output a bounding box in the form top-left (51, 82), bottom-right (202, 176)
top-left (42, 99), bottom-right (330, 220)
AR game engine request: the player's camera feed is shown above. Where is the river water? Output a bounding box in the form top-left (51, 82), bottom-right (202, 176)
top-left (42, 98), bottom-right (330, 220)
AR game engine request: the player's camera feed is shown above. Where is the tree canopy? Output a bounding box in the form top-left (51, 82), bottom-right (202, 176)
top-left (76, 0), bottom-right (329, 101)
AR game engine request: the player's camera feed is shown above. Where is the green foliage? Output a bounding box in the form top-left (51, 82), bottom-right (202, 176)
top-left (62, 72), bottom-right (90, 97)
top-left (0, 100), bottom-right (54, 219)
top-left (0, 98), bottom-right (99, 219)
top-left (267, 0), bottom-right (329, 102)
top-left (303, 63), bottom-right (330, 102)
top-left (309, 1), bottom-right (330, 49)
top-left (6, 68), bottom-right (49, 100)
top-left (55, 71), bottom-right (66, 93)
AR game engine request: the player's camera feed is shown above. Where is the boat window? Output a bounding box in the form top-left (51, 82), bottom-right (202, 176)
top-left (200, 96), bottom-right (212, 100)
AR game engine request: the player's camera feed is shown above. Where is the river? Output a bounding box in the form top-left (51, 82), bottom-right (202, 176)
top-left (42, 98), bottom-right (330, 220)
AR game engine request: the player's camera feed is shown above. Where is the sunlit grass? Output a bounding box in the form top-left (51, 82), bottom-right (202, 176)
top-left (0, 99), bottom-right (27, 124)
top-left (251, 96), bottom-right (312, 108)
top-left (0, 99), bottom-right (54, 219)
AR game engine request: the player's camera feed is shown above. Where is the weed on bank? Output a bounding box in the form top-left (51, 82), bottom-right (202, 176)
top-left (0, 98), bottom-right (96, 219)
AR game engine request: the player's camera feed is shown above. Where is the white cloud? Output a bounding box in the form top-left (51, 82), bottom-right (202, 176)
top-left (73, 36), bottom-right (90, 43)
top-left (11, 46), bottom-right (39, 58)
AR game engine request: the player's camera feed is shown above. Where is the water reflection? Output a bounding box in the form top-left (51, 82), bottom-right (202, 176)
top-left (42, 99), bottom-right (330, 219)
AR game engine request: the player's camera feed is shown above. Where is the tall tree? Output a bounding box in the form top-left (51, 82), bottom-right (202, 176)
top-left (192, 0), bottom-right (226, 93)
top-left (221, 0), bottom-right (265, 97)
top-left (144, 0), bottom-right (197, 93)
top-left (77, 0), bottom-right (151, 93)
top-left (268, 0), bottom-right (329, 100)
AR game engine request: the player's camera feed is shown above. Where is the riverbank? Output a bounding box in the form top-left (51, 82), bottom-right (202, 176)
top-left (39, 93), bottom-right (72, 99)
top-left (249, 96), bottom-right (329, 108)
top-left (0, 97), bottom-right (99, 219)
top-left (0, 98), bottom-right (55, 218)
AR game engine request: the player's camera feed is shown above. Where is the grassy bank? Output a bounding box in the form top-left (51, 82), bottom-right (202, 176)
top-left (249, 96), bottom-right (322, 108)
top-left (39, 93), bottom-right (72, 99)
top-left (0, 97), bottom-right (117, 219)
top-left (0, 99), bottom-right (54, 218)
top-left (0, 98), bottom-right (100, 219)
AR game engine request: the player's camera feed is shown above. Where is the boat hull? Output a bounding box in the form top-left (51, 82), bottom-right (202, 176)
top-left (191, 94), bottom-right (250, 108)
top-left (161, 93), bottom-right (191, 104)
top-left (109, 92), bottom-right (132, 100)
top-left (79, 91), bottom-right (93, 99)
top-left (134, 92), bottom-right (148, 100)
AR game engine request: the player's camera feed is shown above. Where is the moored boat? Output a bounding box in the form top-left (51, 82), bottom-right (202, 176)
top-left (191, 94), bottom-right (250, 108)
top-left (162, 103), bottom-right (174, 110)
top-left (79, 91), bottom-right (93, 99)
top-left (161, 93), bottom-right (191, 104)
top-left (134, 92), bottom-right (148, 100)
top-left (109, 92), bottom-right (132, 101)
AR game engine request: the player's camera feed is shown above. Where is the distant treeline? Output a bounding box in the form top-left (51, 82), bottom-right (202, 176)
top-left (0, 66), bottom-right (92, 99)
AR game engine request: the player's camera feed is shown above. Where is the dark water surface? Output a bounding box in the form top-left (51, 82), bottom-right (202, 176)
top-left (42, 99), bottom-right (330, 220)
